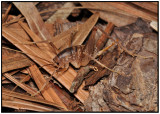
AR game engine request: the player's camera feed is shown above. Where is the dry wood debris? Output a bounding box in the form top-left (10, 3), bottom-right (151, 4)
top-left (2, 2), bottom-right (158, 112)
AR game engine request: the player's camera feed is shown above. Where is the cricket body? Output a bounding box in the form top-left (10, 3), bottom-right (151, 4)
top-left (53, 45), bottom-right (91, 72)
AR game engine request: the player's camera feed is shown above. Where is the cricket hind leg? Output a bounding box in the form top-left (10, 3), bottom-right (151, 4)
top-left (32, 77), bottom-right (53, 97)
top-left (94, 41), bottom-right (116, 58)
top-left (38, 64), bottom-right (70, 94)
top-left (32, 63), bottom-right (58, 96)
top-left (31, 69), bottom-right (57, 97)
top-left (55, 63), bottom-right (70, 75)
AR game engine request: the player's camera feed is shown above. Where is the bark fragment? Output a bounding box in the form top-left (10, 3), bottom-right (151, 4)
top-left (84, 18), bottom-right (157, 112)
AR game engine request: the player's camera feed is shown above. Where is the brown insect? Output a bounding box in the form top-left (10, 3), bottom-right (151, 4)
top-left (53, 45), bottom-right (92, 73)
top-left (31, 42), bottom-right (100, 96)
top-left (43, 27), bottom-right (120, 94)
top-left (51, 40), bottom-right (116, 93)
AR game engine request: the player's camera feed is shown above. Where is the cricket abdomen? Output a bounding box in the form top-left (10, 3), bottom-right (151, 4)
top-left (53, 45), bottom-right (85, 68)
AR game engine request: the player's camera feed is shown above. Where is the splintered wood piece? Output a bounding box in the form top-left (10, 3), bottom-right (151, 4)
top-left (80, 2), bottom-right (137, 27)
top-left (107, 2), bottom-right (157, 21)
top-left (52, 83), bottom-right (83, 111)
top-left (72, 12), bottom-right (99, 46)
top-left (2, 73), bottom-right (30, 84)
top-left (46, 2), bottom-right (75, 24)
top-left (96, 22), bottom-right (114, 51)
top-left (2, 88), bottom-right (65, 111)
top-left (28, 64), bottom-right (68, 110)
top-left (52, 24), bottom-right (81, 50)
top-left (13, 2), bottom-right (57, 55)
top-left (2, 47), bottom-right (33, 73)
top-left (2, 97), bottom-right (56, 112)
top-left (13, 2), bottom-right (51, 41)
top-left (18, 21), bottom-right (57, 55)
top-left (150, 21), bottom-right (157, 31)
top-left (3, 73), bottom-right (42, 98)
top-left (84, 28), bottom-right (97, 56)
top-left (2, 4), bottom-right (12, 23)
top-left (70, 65), bottom-right (92, 93)
top-left (131, 2), bottom-right (158, 14)
top-left (2, 25), bottom-right (53, 65)
top-left (2, 14), bottom-right (22, 26)
top-left (52, 12), bottom-right (99, 50)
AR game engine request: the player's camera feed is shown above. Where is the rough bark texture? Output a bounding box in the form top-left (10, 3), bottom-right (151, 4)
top-left (84, 47), bottom-right (119, 89)
top-left (84, 18), bottom-right (157, 112)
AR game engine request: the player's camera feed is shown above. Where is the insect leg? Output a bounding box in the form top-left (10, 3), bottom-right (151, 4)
top-left (95, 41), bottom-right (116, 58)
top-left (31, 69), bottom-right (57, 97)
top-left (56, 63), bottom-right (69, 75)
top-left (35, 64), bottom-right (70, 95)
top-left (83, 52), bottom-right (126, 76)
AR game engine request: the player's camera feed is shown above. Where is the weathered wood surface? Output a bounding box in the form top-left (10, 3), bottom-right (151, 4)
top-left (84, 18), bottom-right (157, 112)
